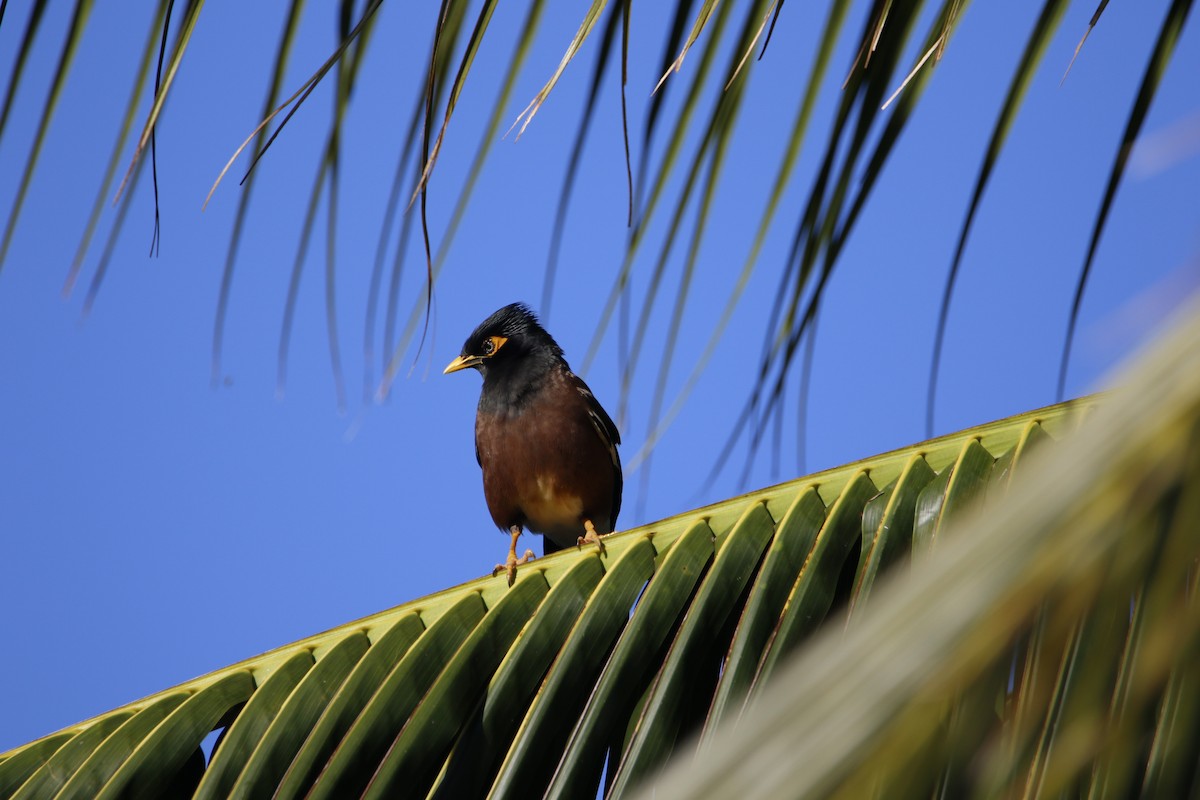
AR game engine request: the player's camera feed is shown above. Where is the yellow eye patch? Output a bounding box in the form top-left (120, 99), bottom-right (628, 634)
top-left (483, 335), bottom-right (508, 356)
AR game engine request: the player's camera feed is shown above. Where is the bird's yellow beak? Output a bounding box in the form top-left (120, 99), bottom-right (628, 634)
top-left (443, 354), bottom-right (480, 375)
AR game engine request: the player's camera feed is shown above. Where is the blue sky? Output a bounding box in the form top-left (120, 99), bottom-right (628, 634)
top-left (1, 1), bottom-right (1198, 752)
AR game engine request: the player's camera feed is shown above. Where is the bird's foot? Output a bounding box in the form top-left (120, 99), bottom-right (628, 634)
top-left (495, 527), bottom-right (534, 587)
top-left (492, 549), bottom-right (535, 587)
top-left (577, 519), bottom-right (607, 557)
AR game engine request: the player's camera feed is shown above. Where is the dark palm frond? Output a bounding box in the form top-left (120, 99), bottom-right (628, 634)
top-left (1061, 0), bottom-right (1111, 82)
top-left (927, 0), bottom-right (1069, 437)
top-left (580, 0), bottom-right (742, 379)
top-left (0, 0), bottom-right (94, 268)
top-left (230, 0), bottom-right (381, 400)
top-left (1057, 0), bottom-right (1194, 401)
top-left (509, 0), bottom-right (612, 139)
top-left (373, 0), bottom-right (471, 399)
top-left (65, 1), bottom-right (169, 298)
top-left (2, 2), bottom-right (1191, 479)
top-left (623, 0), bottom-right (851, 478)
top-left (542, 0), bottom-right (627, 323)
top-left (114, 0), bottom-right (203, 206)
top-left (733, 0), bottom-right (954, 480)
top-left (274, 0), bottom-right (382, 410)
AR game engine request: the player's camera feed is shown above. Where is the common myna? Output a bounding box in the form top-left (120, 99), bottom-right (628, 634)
top-left (444, 303), bottom-right (622, 585)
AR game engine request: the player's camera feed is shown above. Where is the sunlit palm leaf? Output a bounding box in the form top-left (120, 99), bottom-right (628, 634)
top-left (11, 359), bottom-right (1182, 797)
top-left (8, 291), bottom-right (1200, 798)
top-left (2, 6), bottom-right (1198, 790)
top-left (641, 295), bottom-right (1200, 800)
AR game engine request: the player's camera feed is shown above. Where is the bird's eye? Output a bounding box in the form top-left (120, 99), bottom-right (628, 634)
top-left (482, 335), bottom-right (507, 357)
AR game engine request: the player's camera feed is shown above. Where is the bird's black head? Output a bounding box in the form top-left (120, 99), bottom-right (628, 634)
top-left (443, 303), bottom-right (565, 391)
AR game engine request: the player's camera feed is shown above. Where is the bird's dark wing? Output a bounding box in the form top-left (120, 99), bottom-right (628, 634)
top-left (570, 374), bottom-right (623, 529)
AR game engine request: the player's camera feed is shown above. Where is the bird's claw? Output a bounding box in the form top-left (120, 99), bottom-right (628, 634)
top-left (577, 530), bottom-right (607, 556)
top-left (494, 549), bottom-right (535, 587)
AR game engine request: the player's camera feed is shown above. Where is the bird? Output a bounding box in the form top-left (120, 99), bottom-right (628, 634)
top-left (443, 302), bottom-right (622, 586)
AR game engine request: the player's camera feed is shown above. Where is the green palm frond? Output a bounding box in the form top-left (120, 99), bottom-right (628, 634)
top-left (0, 400), bottom-right (1075, 795)
top-left (644, 295), bottom-right (1200, 800)
top-left (2, 5), bottom-right (1199, 794)
top-left (6, 288), bottom-right (1199, 797)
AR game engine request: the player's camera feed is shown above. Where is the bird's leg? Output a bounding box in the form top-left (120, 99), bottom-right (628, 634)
top-left (493, 525), bottom-right (535, 587)
top-left (577, 518), bottom-right (607, 556)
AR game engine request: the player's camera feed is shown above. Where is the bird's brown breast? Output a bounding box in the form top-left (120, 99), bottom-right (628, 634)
top-left (475, 373), bottom-right (617, 548)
